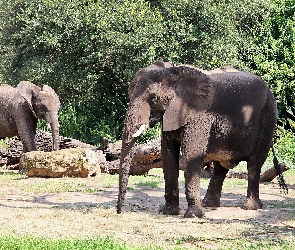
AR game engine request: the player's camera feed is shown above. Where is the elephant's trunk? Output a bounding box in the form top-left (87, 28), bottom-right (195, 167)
top-left (116, 101), bottom-right (150, 214)
top-left (49, 115), bottom-right (60, 151)
top-left (117, 137), bottom-right (136, 214)
top-left (52, 126), bottom-right (60, 150)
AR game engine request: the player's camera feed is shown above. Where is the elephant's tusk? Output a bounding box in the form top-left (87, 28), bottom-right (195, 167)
top-left (132, 124), bottom-right (148, 137)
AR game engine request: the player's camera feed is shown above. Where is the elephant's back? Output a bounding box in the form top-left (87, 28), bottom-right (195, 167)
top-left (0, 84), bottom-right (18, 137)
top-left (0, 84), bottom-right (17, 99)
top-left (0, 84), bottom-right (15, 89)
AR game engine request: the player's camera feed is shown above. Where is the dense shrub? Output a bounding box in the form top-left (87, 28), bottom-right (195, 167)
top-left (274, 128), bottom-right (295, 168)
top-left (0, 0), bottom-right (294, 145)
top-left (249, 0), bottom-right (295, 130)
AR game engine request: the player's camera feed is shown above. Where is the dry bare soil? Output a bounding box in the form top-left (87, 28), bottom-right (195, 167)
top-left (0, 168), bottom-right (294, 249)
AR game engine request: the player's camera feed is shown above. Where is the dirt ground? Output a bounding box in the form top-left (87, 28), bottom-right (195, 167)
top-left (0, 169), bottom-right (294, 249)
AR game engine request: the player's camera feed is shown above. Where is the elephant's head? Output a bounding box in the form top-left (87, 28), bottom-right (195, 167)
top-left (17, 81), bottom-right (61, 150)
top-left (117, 63), bottom-right (213, 213)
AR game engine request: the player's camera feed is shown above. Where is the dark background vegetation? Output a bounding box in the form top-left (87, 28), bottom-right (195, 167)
top-left (0, 0), bottom-right (294, 148)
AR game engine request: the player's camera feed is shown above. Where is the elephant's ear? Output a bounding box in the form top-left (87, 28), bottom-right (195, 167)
top-left (17, 81), bottom-right (41, 118)
top-left (162, 66), bottom-right (214, 131)
top-left (42, 85), bottom-right (60, 110)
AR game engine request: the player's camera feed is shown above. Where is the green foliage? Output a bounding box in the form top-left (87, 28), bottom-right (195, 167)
top-left (273, 127), bottom-right (295, 168)
top-left (249, 0), bottom-right (295, 131)
top-left (0, 0), bottom-right (265, 144)
top-left (0, 139), bottom-right (9, 149)
top-left (58, 98), bottom-right (126, 144)
top-left (137, 123), bottom-right (161, 144)
top-left (0, 0), bottom-right (294, 143)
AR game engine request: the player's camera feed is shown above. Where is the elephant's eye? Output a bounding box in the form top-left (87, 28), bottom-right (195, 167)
top-left (148, 94), bottom-right (159, 105)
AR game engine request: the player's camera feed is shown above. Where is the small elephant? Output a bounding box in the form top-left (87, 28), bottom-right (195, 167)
top-left (0, 81), bottom-right (60, 153)
top-left (117, 62), bottom-right (278, 218)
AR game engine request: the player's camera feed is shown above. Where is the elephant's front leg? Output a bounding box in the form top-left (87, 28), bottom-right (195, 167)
top-left (181, 123), bottom-right (211, 218)
top-left (16, 118), bottom-right (38, 153)
top-left (183, 155), bottom-right (205, 218)
top-left (160, 134), bottom-right (182, 215)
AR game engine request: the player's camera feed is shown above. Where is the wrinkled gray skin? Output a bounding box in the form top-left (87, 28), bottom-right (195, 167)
top-left (0, 81), bottom-right (60, 152)
top-left (117, 62), bottom-right (277, 218)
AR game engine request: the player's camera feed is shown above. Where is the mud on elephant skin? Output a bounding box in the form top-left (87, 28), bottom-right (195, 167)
top-left (117, 62), bottom-right (278, 218)
top-left (0, 81), bottom-right (60, 153)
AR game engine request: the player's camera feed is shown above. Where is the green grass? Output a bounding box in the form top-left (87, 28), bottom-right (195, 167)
top-left (0, 234), bottom-right (169, 250)
top-left (137, 180), bottom-right (160, 188)
top-left (268, 202), bottom-right (295, 209)
top-left (174, 235), bottom-right (295, 250)
top-left (219, 237), bottom-right (295, 250)
top-left (0, 235), bottom-right (129, 250)
top-left (0, 170), bottom-right (27, 180)
top-left (99, 173), bottom-right (119, 188)
top-left (0, 234), bottom-right (293, 250)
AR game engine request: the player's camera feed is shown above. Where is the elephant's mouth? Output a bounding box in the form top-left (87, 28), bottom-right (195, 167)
top-left (149, 111), bottom-right (162, 128)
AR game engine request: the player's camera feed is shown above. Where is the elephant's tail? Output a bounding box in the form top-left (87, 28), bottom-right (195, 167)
top-left (272, 146), bottom-right (288, 194)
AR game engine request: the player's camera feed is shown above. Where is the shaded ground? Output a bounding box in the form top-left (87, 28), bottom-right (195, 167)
top-left (0, 169), bottom-right (294, 249)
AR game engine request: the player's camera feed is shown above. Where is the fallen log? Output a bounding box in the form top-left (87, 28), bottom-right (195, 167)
top-left (259, 162), bottom-right (290, 182)
top-left (100, 138), bottom-right (213, 178)
top-left (1, 130), bottom-right (289, 181)
top-left (226, 163), bottom-right (290, 182)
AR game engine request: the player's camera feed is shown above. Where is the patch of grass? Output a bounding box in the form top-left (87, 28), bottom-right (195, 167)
top-left (0, 171), bottom-right (27, 180)
top-left (268, 202), bottom-right (295, 209)
top-left (103, 183), bottom-right (113, 188)
top-left (0, 234), bottom-right (171, 250)
top-left (219, 237), bottom-right (295, 250)
top-left (173, 235), bottom-right (295, 249)
top-left (84, 188), bottom-right (101, 193)
top-left (137, 181), bottom-right (160, 188)
top-left (128, 169), bottom-right (165, 188)
top-left (99, 173), bottom-right (119, 188)
top-left (0, 173), bottom-right (118, 194)
top-left (0, 235), bottom-right (130, 250)
top-left (222, 178), bottom-right (248, 191)
top-left (22, 179), bottom-right (82, 193)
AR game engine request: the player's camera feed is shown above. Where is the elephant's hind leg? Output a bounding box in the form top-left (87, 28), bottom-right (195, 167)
top-left (242, 159), bottom-right (263, 210)
top-left (202, 161), bottom-right (228, 207)
top-left (243, 103), bottom-right (275, 210)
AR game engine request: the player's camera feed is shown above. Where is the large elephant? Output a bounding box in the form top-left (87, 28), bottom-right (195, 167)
top-left (0, 81), bottom-right (60, 152)
top-left (117, 62), bottom-right (278, 218)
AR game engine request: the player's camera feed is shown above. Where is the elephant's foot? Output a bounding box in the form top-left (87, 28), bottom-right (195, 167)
top-left (159, 204), bottom-right (182, 215)
top-left (184, 205), bottom-right (205, 218)
top-left (242, 198), bottom-right (263, 210)
top-left (202, 196), bottom-right (221, 207)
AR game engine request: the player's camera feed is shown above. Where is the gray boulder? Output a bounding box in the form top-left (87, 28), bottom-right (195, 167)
top-left (20, 147), bottom-right (105, 178)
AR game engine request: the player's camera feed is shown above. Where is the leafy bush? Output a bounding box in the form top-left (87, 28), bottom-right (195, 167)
top-left (273, 127), bottom-right (295, 168)
top-left (249, 0), bottom-right (295, 131)
top-left (0, 0), bottom-right (293, 144)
